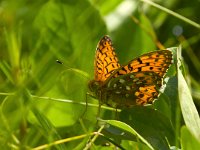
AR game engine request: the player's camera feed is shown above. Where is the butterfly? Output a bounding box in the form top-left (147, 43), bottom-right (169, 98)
top-left (88, 35), bottom-right (172, 108)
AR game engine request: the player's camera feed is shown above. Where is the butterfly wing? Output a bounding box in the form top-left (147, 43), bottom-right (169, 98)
top-left (104, 72), bottom-right (162, 107)
top-left (113, 50), bottom-right (172, 78)
top-left (93, 35), bottom-right (120, 82)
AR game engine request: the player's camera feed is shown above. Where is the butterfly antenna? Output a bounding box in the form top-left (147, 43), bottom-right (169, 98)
top-left (56, 60), bottom-right (90, 80)
top-left (80, 93), bottom-right (89, 119)
top-left (56, 60), bottom-right (64, 65)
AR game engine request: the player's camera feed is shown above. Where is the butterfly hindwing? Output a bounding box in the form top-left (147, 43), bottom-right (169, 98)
top-left (103, 72), bottom-right (162, 107)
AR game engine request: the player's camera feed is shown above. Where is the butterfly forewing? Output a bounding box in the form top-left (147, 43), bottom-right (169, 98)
top-left (113, 50), bottom-right (172, 78)
top-left (94, 35), bottom-right (120, 82)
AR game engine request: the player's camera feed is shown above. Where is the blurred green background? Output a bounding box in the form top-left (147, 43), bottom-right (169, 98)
top-left (0, 0), bottom-right (199, 149)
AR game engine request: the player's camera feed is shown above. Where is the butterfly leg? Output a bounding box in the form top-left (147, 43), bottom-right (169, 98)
top-left (97, 99), bottom-right (102, 119)
top-left (80, 92), bottom-right (91, 118)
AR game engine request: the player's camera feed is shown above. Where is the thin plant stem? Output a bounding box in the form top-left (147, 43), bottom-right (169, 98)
top-left (140, 0), bottom-right (200, 29)
top-left (32, 133), bottom-right (95, 150)
top-left (83, 125), bottom-right (105, 150)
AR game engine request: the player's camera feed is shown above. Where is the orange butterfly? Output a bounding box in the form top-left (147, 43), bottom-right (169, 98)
top-left (89, 35), bottom-right (172, 108)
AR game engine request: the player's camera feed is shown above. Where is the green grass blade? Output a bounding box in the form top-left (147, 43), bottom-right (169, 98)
top-left (181, 126), bottom-right (200, 150)
top-left (140, 0), bottom-right (200, 29)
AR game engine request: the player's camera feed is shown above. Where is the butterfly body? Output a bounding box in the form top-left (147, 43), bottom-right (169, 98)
top-left (89, 35), bottom-right (172, 108)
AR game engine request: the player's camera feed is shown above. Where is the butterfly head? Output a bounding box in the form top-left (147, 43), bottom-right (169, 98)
top-left (88, 80), bottom-right (102, 93)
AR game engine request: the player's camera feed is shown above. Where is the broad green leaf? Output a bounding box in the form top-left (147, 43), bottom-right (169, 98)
top-left (100, 119), bottom-right (154, 150)
top-left (177, 46), bottom-right (200, 140)
top-left (181, 126), bottom-right (200, 150)
top-left (154, 47), bottom-right (178, 125)
top-left (119, 106), bottom-right (175, 150)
